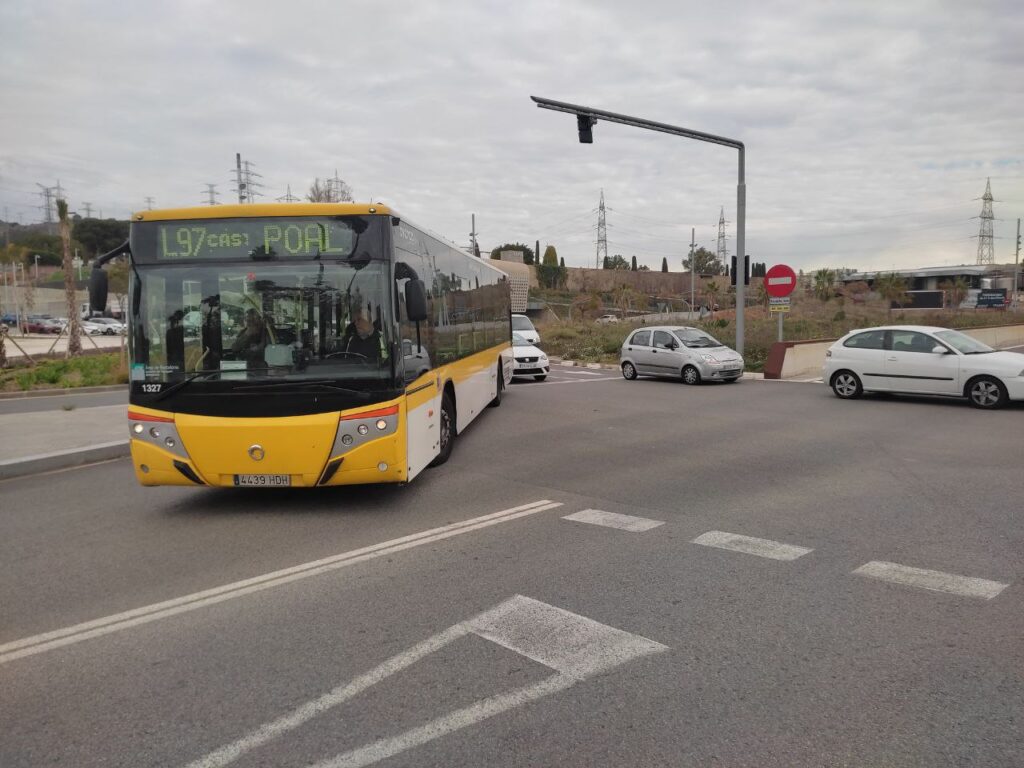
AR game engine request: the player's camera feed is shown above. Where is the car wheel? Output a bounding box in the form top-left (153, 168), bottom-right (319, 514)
top-left (428, 390), bottom-right (456, 467)
top-left (830, 370), bottom-right (863, 399)
top-left (534, 374), bottom-right (547, 381)
top-left (681, 365), bottom-right (701, 385)
top-left (966, 376), bottom-right (1008, 410)
top-left (621, 361), bottom-right (637, 380)
top-left (488, 362), bottom-right (503, 407)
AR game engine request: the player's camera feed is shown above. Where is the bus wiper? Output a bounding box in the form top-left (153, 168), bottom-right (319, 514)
top-left (152, 371), bottom-right (219, 401)
top-left (152, 368), bottom-right (266, 400)
top-left (233, 380), bottom-right (371, 398)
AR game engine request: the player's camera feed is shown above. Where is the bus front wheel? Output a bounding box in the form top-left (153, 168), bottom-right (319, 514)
top-left (429, 390), bottom-right (457, 467)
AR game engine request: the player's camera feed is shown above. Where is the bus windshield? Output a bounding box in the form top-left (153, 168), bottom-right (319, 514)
top-left (130, 260), bottom-right (393, 387)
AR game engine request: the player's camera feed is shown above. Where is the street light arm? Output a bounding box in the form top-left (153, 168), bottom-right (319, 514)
top-left (530, 95), bottom-right (744, 152)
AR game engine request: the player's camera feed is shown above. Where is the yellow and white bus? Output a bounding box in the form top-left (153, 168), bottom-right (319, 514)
top-left (91, 203), bottom-right (513, 487)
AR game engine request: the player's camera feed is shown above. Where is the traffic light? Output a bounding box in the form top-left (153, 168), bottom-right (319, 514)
top-left (731, 255), bottom-right (750, 286)
top-left (577, 114), bottom-right (596, 144)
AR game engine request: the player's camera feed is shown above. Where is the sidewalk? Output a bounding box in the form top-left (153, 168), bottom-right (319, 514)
top-left (0, 404), bottom-right (129, 481)
top-left (4, 333), bottom-right (125, 360)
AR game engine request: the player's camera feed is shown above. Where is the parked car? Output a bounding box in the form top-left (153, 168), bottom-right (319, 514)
top-left (824, 325), bottom-right (1024, 410)
top-left (595, 314), bottom-right (620, 324)
top-left (21, 316), bottom-right (61, 334)
top-left (511, 332), bottom-right (549, 381)
top-left (511, 313), bottom-right (540, 345)
top-left (620, 326), bottom-right (744, 384)
top-left (88, 317), bottom-right (127, 335)
top-left (80, 320), bottom-right (107, 336)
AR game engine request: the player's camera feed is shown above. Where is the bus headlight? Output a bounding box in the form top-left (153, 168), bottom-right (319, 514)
top-left (376, 419), bottom-right (388, 431)
top-left (357, 424), bottom-right (369, 435)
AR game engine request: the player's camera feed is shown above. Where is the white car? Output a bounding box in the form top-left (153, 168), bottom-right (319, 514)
top-left (824, 325), bottom-right (1024, 409)
top-left (595, 314), bottom-right (620, 324)
top-left (511, 332), bottom-right (548, 381)
top-left (89, 317), bottom-right (126, 335)
top-left (511, 313), bottom-right (540, 344)
top-left (80, 320), bottom-right (106, 335)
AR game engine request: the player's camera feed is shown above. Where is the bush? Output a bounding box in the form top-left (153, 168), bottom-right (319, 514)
top-left (0, 353), bottom-right (123, 391)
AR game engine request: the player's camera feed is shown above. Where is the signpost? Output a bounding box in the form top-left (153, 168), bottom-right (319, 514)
top-left (765, 264), bottom-right (797, 341)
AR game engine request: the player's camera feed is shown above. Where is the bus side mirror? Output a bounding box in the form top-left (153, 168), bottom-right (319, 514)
top-left (88, 267), bottom-right (108, 316)
top-left (406, 279), bottom-right (428, 322)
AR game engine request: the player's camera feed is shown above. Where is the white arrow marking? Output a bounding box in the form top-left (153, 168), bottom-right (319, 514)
top-left (184, 596), bottom-right (668, 768)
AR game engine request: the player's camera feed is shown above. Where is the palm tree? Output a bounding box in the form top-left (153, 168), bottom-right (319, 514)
top-left (813, 268), bottom-right (836, 301)
top-left (704, 280), bottom-right (722, 317)
top-left (874, 272), bottom-right (909, 318)
top-left (57, 199), bottom-right (82, 357)
top-left (939, 277), bottom-right (969, 310)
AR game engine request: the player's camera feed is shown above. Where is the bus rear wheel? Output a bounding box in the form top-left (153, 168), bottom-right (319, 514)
top-left (429, 390), bottom-right (457, 467)
top-left (488, 362), bottom-right (503, 407)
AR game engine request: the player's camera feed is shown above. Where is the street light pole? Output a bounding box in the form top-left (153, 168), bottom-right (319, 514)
top-left (689, 227), bottom-right (695, 321)
top-left (34, 254), bottom-right (39, 282)
top-left (530, 95), bottom-right (748, 354)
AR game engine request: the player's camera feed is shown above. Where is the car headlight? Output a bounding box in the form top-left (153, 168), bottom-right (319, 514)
top-left (700, 354), bottom-right (718, 363)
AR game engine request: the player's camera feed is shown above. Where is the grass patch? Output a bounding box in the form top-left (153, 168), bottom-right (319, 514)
top-left (536, 299), bottom-right (1024, 372)
top-left (0, 353), bottom-right (129, 392)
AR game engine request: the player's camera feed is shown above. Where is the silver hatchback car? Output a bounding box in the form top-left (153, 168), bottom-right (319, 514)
top-left (619, 326), bottom-right (744, 384)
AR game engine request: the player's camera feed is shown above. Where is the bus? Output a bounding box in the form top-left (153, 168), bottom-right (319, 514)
top-left (90, 203), bottom-right (513, 487)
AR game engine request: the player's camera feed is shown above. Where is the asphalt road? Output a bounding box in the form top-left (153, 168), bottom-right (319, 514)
top-left (0, 388), bottom-right (127, 414)
top-left (2, 367), bottom-right (1023, 767)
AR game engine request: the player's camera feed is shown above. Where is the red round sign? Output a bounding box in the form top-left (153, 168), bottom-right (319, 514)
top-left (765, 264), bottom-right (797, 298)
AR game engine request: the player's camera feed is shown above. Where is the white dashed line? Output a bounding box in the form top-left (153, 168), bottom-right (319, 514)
top-left (692, 531), bottom-right (813, 561)
top-left (0, 500), bottom-right (563, 665)
top-left (563, 509), bottom-right (665, 532)
top-left (853, 561), bottom-right (1009, 600)
top-left (553, 368), bottom-right (605, 376)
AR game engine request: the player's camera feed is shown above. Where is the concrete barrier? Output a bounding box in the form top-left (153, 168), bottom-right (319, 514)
top-left (764, 323), bottom-right (1024, 380)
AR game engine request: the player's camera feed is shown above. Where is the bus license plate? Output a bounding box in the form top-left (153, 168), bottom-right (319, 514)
top-left (234, 474), bottom-right (291, 487)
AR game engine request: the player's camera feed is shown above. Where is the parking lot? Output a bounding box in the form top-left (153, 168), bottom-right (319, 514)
top-left (2, 374), bottom-right (1023, 766)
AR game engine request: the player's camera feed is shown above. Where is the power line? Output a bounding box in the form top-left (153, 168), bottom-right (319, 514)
top-left (276, 184), bottom-right (301, 203)
top-left (975, 178), bottom-right (995, 265)
top-left (202, 184), bottom-right (221, 206)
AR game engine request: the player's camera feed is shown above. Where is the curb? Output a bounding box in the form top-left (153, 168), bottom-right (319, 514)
top-left (0, 440), bottom-right (130, 481)
top-left (0, 384), bottom-right (128, 401)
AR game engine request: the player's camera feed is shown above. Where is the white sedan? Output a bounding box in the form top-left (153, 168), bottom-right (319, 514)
top-left (511, 332), bottom-right (549, 381)
top-left (824, 325), bottom-right (1024, 409)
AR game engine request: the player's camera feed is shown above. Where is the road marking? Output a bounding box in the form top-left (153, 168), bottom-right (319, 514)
top-left (0, 500), bottom-right (563, 665)
top-left (853, 561), bottom-right (1009, 600)
top-left (520, 376), bottom-right (619, 386)
top-left (553, 368), bottom-right (604, 376)
top-left (563, 509), bottom-right (664, 532)
top-left (184, 595), bottom-right (667, 768)
top-left (692, 531), bottom-right (813, 561)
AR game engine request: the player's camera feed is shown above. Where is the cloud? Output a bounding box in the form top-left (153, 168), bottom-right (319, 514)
top-left (1, 0), bottom-right (1021, 271)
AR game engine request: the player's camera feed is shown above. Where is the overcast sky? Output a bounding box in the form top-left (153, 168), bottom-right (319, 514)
top-left (2, 0), bottom-right (1022, 272)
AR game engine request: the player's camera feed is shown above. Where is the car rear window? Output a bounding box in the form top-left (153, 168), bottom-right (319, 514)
top-left (630, 330), bottom-right (651, 346)
top-left (843, 330), bottom-right (886, 349)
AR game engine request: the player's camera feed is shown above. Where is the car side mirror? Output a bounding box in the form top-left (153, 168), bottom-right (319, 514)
top-left (931, 345), bottom-right (948, 354)
top-left (405, 279), bottom-right (428, 322)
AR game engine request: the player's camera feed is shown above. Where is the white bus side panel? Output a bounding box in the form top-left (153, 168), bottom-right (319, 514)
top-left (406, 389), bottom-right (440, 481)
top-left (454, 364), bottom-right (494, 435)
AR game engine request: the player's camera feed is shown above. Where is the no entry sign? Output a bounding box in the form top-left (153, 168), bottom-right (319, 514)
top-left (765, 264), bottom-right (797, 298)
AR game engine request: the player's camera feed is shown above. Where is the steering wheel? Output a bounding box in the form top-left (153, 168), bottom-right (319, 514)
top-left (323, 350), bottom-right (368, 361)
